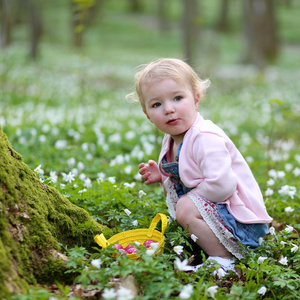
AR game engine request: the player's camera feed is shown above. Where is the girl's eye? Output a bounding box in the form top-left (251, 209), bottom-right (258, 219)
top-left (153, 103), bottom-right (161, 108)
top-left (174, 96), bottom-right (182, 101)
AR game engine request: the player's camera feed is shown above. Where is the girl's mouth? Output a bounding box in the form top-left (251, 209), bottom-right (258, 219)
top-left (167, 119), bottom-right (179, 125)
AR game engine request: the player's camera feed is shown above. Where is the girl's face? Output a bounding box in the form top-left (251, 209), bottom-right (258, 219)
top-left (143, 78), bottom-right (199, 143)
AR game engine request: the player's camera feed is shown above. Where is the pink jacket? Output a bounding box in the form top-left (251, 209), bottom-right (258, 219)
top-left (158, 113), bottom-right (272, 224)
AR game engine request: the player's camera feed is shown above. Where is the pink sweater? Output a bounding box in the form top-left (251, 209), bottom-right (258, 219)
top-left (158, 113), bottom-right (272, 224)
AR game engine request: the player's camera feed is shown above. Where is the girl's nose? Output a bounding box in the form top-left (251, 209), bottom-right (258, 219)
top-left (164, 102), bottom-right (175, 114)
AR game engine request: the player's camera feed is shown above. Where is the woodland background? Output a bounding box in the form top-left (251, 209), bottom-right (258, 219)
top-left (0, 0), bottom-right (300, 299)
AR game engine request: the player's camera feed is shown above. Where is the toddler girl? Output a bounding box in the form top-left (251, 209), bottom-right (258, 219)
top-left (130, 58), bottom-right (272, 273)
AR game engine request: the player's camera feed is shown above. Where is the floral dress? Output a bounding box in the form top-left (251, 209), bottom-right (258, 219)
top-left (160, 143), bottom-right (248, 259)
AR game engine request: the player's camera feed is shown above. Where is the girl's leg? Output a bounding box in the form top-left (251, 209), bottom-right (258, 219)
top-left (175, 195), bottom-right (232, 259)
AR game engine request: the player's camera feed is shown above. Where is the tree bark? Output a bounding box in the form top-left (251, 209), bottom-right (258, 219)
top-left (215, 0), bottom-right (230, 32)
top-left (158, 0), bottom-right (169, 32)
top-left (0, 0), bottom-right (13, 47)
top-left (242, 0), bottom-right (278, 70)
top-left (182, 0), bottom-right (200, 65)
top-left (0, 126), bottom-right (109, 298)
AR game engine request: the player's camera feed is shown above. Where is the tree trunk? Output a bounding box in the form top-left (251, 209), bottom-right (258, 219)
top-left (0, 126), bottom-right (109, 298)
top-left (241, 0), bottom-right (278, 70)
top-left (158, 0), bottom-right (169, 32)
top-left (215, 0), bottom-right (230, 32)
top-left (182, 0), bottom-right (200, 65)
top-left (128, 0), bottom-right (143, 12)
top-left (25, 0), bottom-right (42, 59)
top-left (0, 0), bottom-right (13, 47)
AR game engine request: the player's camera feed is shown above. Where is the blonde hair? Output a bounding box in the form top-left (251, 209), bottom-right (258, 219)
top-left (127, 58), bottom-right (210, 111)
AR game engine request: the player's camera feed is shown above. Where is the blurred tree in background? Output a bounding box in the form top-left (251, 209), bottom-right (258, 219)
top-left (0, 0), bottom-right (42, 59)
top-left (0, 0), bottom-right (298, 68)
top-left (242, 0), bottom-right (278, 70)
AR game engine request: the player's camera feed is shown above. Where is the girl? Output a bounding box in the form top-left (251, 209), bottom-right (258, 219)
top-left (131, 58), bottom-right (272, 273)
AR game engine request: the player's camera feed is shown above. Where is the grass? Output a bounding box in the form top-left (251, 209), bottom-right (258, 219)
top-left (1, 1), bottom-right (300, 299)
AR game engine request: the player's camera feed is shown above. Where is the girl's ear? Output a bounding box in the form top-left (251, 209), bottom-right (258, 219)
top-left (195, 93), bottom-right (200, 109)
top-left (143, 110), bottom-right (151, 121)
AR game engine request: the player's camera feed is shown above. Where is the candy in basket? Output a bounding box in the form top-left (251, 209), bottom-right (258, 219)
top-left (94, 213), bottom-right (168, 260)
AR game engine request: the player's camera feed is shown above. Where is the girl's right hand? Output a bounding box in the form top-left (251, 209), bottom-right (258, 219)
top-left (138, 160), bottom-right (162, 185)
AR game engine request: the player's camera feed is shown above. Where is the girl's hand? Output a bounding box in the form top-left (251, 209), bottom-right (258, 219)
top-left (138, 160), bottom-right (162, 185)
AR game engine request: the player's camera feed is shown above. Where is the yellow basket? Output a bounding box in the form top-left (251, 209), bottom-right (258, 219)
top-left (94, 213), bottom-right (168, 260)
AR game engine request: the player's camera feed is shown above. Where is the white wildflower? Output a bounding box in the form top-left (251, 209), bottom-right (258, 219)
top-left (265, 188), bottom-right (274, 196)
top-left (280, 241), bottom-right (287, 246)
top-left (257, 286), bottom-right (267, 296)
top-left (116, 286), bottom-right (135, 300)
top-left (107, 176), bottom-right (116, 184)
top-left (266, 178), bottom-right (275, 186)
top-left (268, 169), bottom-right (277, 178)
top-left (124, 209), bottom-right (131, 216)
top-left (191, 234), bottom-right (198, 242)
top-left (277, 171), bottom-right (285, 178)
top-left (139, 190), bottom-right (147, 198)
top-left (295, 154), bottom-right (300, 163)
top-left (278, 256), bottom-right (288, 265)
top-left (293, 167), bottom-right (300, 176)
top-left (269, 227), bottom-right (276, 235)
top-left (257, 256), bottom-right (268, 264)
top-left (90, 258), bottom-right (102, 269)
top-left (83, 177), bottom-right (92, 188)
top-left (77, 161), bottom-right (85, 170)
top-left (39, 135), bottom-right (46, 142)
top-left (258, 237), bottom-right (264, 245)
top-left (123, 182), bottom-right (135, 189)
top-left (207, 286), bottom-right (218, 298)
top-left (67, 157), bottom-right (76, 168)
top-left (216, 268), bottom-right (227, 278)
top-left (79, 173), bottom-right (86, 181)
top-left (102, 288), bottom-right (117, 299)
top-left (291, 244), bottom-right (298, 253)
top-left (61, 171), bottom-right (75, 183)
top-left (81, 142), bottom-right (89, 151)
top-left (284, 225), bottom-right (294, 233)
top-left (49, 171), bottom-right (58, 183)
top-left (179, 284), bottom-right (193, 299)
top-left (124, 165), bottom-right (133, 174)
top-left (132, 220), bottom-right (138, 226)
top-left (86, 153), bottom-right (93, 160)
top-left (278, 185), bottom-right (296, 199)
top-left (55, 140), bottom-right (67, 149)
top-left (71, 168), bottom-right (79, 176)
top-left (78, 189), bottom-right (87, 194)
top-left (150, 242), bottom-right (159, 251)
top-left (174, 258), bottom-right (193, 271)
top-left (285, 207), bottom-right (294, 213)
top-left (174, 245), bottom-right (184, 255)
top-left (285, 163), bottom-right (293, 172)
top-left (34, 165), bottom-right (44, 175)
top-left (146, 249), bottom-right (155, 256)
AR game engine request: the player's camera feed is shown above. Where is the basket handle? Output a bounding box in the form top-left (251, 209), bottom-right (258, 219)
top-left (94, 233), bottom-right (109, 248)
top-left (147, 213), bottom-right (168, 237)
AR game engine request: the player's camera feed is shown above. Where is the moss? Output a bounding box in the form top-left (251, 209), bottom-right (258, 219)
top-left (0, 126), bottom-right (110, 297)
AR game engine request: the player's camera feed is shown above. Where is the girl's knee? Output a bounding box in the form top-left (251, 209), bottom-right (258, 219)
top-left (175, 204), bottom-right (190, 227)
top-left (175, 196), bottom-right (202, 227)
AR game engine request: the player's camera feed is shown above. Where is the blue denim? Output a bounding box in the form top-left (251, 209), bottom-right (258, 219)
top-left (160, 143), bottom-right (193, 197)
top-left (217, 204), bottom-right (269, 249)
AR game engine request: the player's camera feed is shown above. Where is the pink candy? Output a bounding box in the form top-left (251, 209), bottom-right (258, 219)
top-left (111, 240), bottom-right (156, 255)
top-left (143, 240), bottom-right (155, 248)
top-left (112, 243), bottom-right (137, 254)
top-left (124, 244), bottom-right (137, 254)
top-left (112, 243), bottom-right (123, 250)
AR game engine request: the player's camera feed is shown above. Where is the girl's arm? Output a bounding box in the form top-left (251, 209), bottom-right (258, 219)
top-left (186, 133), bottom-right (238, 202)
top-left (139, 160), bottom-right (162, 185)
